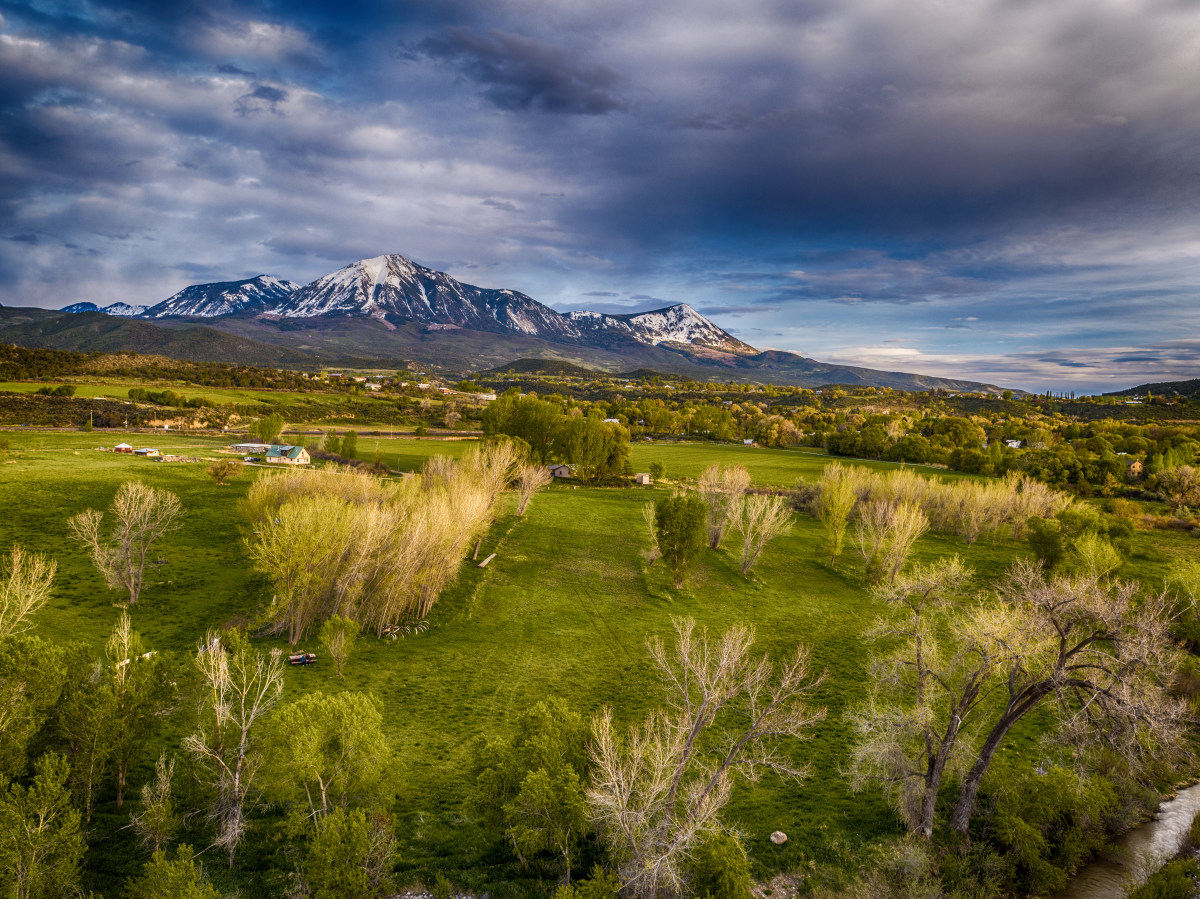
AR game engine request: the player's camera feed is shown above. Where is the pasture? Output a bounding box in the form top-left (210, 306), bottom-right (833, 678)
top-left (1, 429), bottom-right (1193, 895)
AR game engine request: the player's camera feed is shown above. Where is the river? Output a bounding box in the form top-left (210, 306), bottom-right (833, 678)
top-left (1057, 784), bottom-right (1200, 899)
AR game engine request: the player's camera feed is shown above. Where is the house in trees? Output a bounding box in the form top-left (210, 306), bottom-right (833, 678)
top-left (265, 445), bottom-right (311, 465)
top-left (548, 463), bottom-right (574, 478)
top-left (1126, 459), bottom-right (1144, 480)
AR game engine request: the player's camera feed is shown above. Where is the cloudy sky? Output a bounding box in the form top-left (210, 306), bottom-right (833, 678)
top-left (2, 0), bottom-right (1198, 392)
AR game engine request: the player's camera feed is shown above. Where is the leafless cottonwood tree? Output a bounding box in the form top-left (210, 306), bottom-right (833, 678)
top-left (733, 493), bottom-right (792, 575)
top-left (516, 461), bottom-right (552, 516)
top-left (129, 753), bottom-right (178, 852)
top-left (697, 464), bottom-right (750, 549)
top-left (848, 557), bottom-right (980, 838)
top-left (0, 544), bottom-right (56, 637)
top-left (813, 462), bottom-right (859, 566)
top-left (69, 481), bottom-right (182, 604)
top-left (588, 618), bottom-right (826, 898)
top-left (183, 632), bottom-right (284, 867)
top-left (642, 502), bottom-right (661, 565)
top-left (850, 560), bottom-right (1187, 839)
top-left (854, 500), bottom-right (928, 586)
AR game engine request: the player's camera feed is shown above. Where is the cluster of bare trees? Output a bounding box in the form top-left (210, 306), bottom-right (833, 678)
top-left (696, 464), bottom-right (792, 575)
top-left (848, 559), bottom-right (1186, 840)
top-left (244, 443), bottom-right (540, 642)
top-left (812, 463), bottom-right (1071, 569)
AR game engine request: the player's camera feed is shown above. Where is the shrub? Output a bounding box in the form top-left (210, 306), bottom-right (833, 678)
top-left (689, 831), bottom-right (752, 899)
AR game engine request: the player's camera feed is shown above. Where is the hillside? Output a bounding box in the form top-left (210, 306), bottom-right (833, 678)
top-left (0, 309), bottom-right (321, 367)
top-left (1106, 378), bottom-right (1200, 399)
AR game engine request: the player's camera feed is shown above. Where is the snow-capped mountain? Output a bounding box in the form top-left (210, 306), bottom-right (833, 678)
top-left (59, 252), bottom-right (755, 356)
top-left (270, 254), bottom-right (755, 354)
top-left (566, 305), bottom-right (756, 354)
top-left (62, 301), bottom-right (147, 316)
top-left (142, 275), bottom-right (298, 318)
top-left (274, 254), bottom-right (579, 339)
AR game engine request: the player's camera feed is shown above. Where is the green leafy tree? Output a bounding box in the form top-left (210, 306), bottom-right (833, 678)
top-left (557, 417), bottom-right (629, 484)
top-left (341, 430), bottom-right (358, 460)
top-left (126, 845), bottom-right (218, 899)
top-left (304, 807), bottom-right (397, 899)
top-left (552, 866), bottom-right (621, 899)
top-left (319, 615), bottom-right (361, 679)
top-left (654, 493), bottom-right (707, 588)
top-left (323, 430), bottom-right (342, 456)
top-left (206, 459), bottom-right (242, 486)
top-left (0, 753), bottom-right (85, 899)
top-left (471, 697), bottom-right (590, 881)
top-left (0, 636), bottom-right (67, 780)
top-left (814, 463), bottom-right (858, 566)
top-left (248, 413), bottom-right (286, 445)
top-left (481, 393), bottom-right (563, 463)
top-left (648, 461), bottom-right (665, 481)
top-left (105, 613), bottom-right (174, 807)
top-left (263, 692), bottom-right (390, 823)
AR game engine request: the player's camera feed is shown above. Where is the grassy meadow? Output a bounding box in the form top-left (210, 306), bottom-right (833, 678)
top-left (2, 428), bottom-right (1195, 895)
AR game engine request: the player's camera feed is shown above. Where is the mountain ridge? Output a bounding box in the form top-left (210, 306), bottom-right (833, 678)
top-left (39, 252), bottom-right (1012, 392)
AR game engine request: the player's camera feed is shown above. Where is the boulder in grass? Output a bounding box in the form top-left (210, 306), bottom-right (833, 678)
top-left (770, 831), bottom-right (787, 844)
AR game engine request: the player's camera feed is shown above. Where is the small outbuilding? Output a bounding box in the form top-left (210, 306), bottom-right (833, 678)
top-left (113, 443), bottom-right (133, 454)
top-left (634, 473), bottom-right (653, 486)
top-left (134, 448), bottom-right (161, 457)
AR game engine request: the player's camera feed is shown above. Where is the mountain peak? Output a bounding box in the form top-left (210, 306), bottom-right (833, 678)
top-left (143, 274), bottom-right (299, 318)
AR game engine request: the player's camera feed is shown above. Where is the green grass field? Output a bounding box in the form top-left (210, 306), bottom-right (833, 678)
top-left (2, 430), bottom-right (1194, 895)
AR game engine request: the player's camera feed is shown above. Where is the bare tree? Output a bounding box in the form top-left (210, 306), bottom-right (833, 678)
top-left (947, 564), bottom-right (1186, 833)
top-left (854, 500), bottom-right (928, 585)
top-left (183, 632), bottom-right (285, 867)
top-left (642, 502), bottom-right (661, 565)
top-left (848, 557), bottom-right (980, 838)
top-left (69, 482), bottom-right (183, 605)
top-left (588, 618), bottom-right (826, 898)
top-left (850, 561), bottom-right (1186, 839)
top-left (697, 464), bottom-right (750, 549)
top-left (516, 461), bottom-right (552, 516)
top-left (733, 493), bottom-right (791, 575)
top-left (0, 544), bottom-right (56, 637)
top-left (129, 753), bottom-right (178, 853)
top-left (813, 463), bottom-right (858, 566)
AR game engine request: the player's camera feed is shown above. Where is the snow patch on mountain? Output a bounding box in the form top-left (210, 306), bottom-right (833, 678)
top-left (61, 301), bottom-right (147, 316)
top-left (104, 302), bottom-right (148, 317)
top-left (143, 275), bottom-right (299, 318)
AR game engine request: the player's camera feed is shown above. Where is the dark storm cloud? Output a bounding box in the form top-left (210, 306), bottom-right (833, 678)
top-left (1, 0), bottom-right (1198, 392)
top-left (416, 27), bottom-right (625, 114)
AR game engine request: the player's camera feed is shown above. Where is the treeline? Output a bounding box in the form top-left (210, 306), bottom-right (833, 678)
top-left (0, 343), bottom-right (319, 390)
top-left (482, 390), bottom-right (630, 482)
